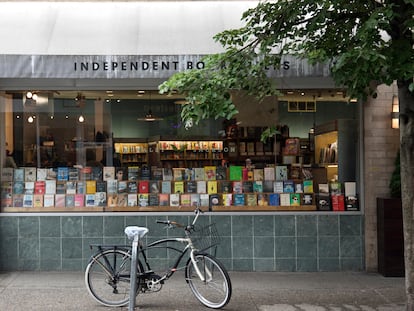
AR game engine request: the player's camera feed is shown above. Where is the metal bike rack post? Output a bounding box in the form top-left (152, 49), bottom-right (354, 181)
top-left (129, 234), bottom-right (139, 311)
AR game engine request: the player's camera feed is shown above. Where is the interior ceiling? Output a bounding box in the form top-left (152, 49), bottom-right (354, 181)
top-left (50, 89), bottom-right (351, 102)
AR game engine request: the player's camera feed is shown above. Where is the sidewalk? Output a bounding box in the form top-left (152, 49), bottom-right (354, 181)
top-left (0, 271), bottom-right (406, 311)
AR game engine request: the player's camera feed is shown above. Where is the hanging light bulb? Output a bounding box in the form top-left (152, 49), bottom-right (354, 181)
top-left (26, 91), bottom-right (33, 99)
top-left (27, 116), bottom-right (34, 123)
top-left (78, 115), bottom-right (85, 123)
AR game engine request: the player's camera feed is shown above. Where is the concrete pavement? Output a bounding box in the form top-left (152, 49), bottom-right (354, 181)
top-left (0, 271), bottom-right (406, 311)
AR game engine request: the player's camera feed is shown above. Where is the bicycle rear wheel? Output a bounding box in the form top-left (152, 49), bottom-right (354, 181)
top-left (85, 248), bottom-right (132, 307)
top-left (185, 253), bottom-right (232, 309)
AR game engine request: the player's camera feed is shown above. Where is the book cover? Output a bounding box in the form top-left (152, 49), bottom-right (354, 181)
top-left (13, 181), bottom-right (25, 194)
top-left (128, 166), bottom-right (140, 181)
top-left (36, 168), bottom-right (47, 181)
top-left (103, 166), bottom-right (115, 180)
top-left (329, 182), bottom-right (342, 195)
top-left (233, 193), bottom-right (245, 206)
top-left (12, 194), bottom-right (24, 207)
top-left (107, 194), bottom-right (118, 207)
top-left (295, 183), bottom-right (304, 193)
top-left (43, 194), bottom-right (55, 207)
top-left (34, 181), bottom-right (46, 194)
top-left (159, 193), bottom-right (169, 206)
top-left (345, 195), bottom-right (359, 211)
top-left (247, 170), bottom-right (254, 181)
top-left (66, 181), bottom-right (77, 194)
top-left (128, 194), bottom-right (138, 206)
top-left (193, 168), bottom-right (205, 181)
top-left (79, 167), bottom-right (92, 181)
top-left (117, 193), bottom-right (128, 207)
top-left (76, 181), bottom-right (85, 194)
top-left (199, 194), bottom-right (210, 207)
top-left (315, 193), bottom-right (331, 210)
top-left (184, 168), bottom-right (194, 181)
top-left (263, 180), bottom-right (273, 193)
top-left (209, 194), bottom-right (220, 208)
top-left (55, 181), bottom-right (66, 194)
top-left (331, 194), bottom-right (345, 211)
top-left (242, 167), bottom-right (249, 181)
top-left (253, 181), bottom-right (263, 193)
top-left (45, 180), bottom-right (56, 194)
top-left (14, 168), bottom-right (24, 182)
top-left (57, 167), bottom-right (69, 181)
top-left (283, 180), bottom-right (295, 193)
top-left (303, 180), bottom-right (314, 193)
top-left (115, 167), bottom-right (128, 181)
top-left (207, 180), bottom-right (218, 194)
top-left (24, 181), bottom-right (35, 194)
top-left (220, 181), bottom-right (232, 193)
top-left (162, 168), bottom-right (173, 181)
top-left (66, 194), bottom-right (75, 207)
top-left (186, 181), bottom-right (197, 193)
top-left (149, 181), bottom-right (160, 193)
top-left (127, 181), bottom-right (138, 193)
top-left (173, 168), bottom-right (185, 181)
top-left (138, 193), bottom-right (149, 206)
top-left (190, 194), bottom-right (200, 207)
top-left (85, 194), bottom-right (95, 207)
top-left (275, 166), bottom-right (288, 181)
top-left (180, 193), bottom-right (191, 206)
top-left (257, 193), bottom-right (269, 206)
top-left (1, 181), bottom-right (12, 198)
top-left (232, 181), bottom-right (243, 194)
top-left (25, 167), bottom-right (37, 182)
top-left (149, 193), bottom-right (159, 206)
top-left (222, 193), bottom-right (232, 206)
top-left (118, 181), bottom-right (128, 193)
top-left (215, 166), bottom-right (227, 180)
top-left (280, 193), bottom-right (291, 206)
top-left (169, 193), bottom-right (180, 207)
top-left (283, 138), bottom-right (300, 155)
top-left (140, 165), bottom-right (151, 180)
top-left (269, 193), bottom-right (280, 206)
top-left (68, 167), bottom-right (79, 181)
top-left (229, 166), bottom-right (242, 181)
top-left (91, 166), bottom-right (103, 181)
top-left (204, 166), bottom-right (216, 180)
top-left (151, 167), bottom-right (164, 181)
top-left (290, 193), bottom-right (301, 206)
top-left (242, 181), bottom-right (253, 193)
top-left (95, 192), bottom-right (107, 206)
top-left (253, 169), bottom-right (264, 181)
top-left (302, 193), bottom-right (314, 205)
top-left (161, 181), bottom-right (171, 194)
top-left (46, 168), bottom-right (57, 181)
top-left (74, 194), bottom-right (84, 207)
top-left (196, 181), bottom-right (207, 194)
top-left (246, 193), bottom-right (257, 206)
top-left (23, 194), bottom-right (34, 207)
top-left (107, 179), bottom-right (118, 194)
top-left (344, 182), bottom-right (357, 197)
top-left (318, 183), bottom-right (329, 193)
top-left (289, 164), bottom-right (302, 180)
top-left (173, 181), bottom-right (185, 194)
top-left (55, 194), bottom-right (66, 207)
top-left (86, 180), bottom-right (96, 194)
top-left (263, 167), bottom-right (275, 181)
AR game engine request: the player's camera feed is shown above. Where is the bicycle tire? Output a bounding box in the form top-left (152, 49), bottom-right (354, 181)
top-left (185, 253), bottom-right (232, 309)
top-left (85, 248), bottom-right (134, 307)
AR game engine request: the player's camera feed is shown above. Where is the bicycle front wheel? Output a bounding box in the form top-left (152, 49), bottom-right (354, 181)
top-left (185, 253), bottom-right (232, 309)
top-left (85, 248), bottom-right (132, 307)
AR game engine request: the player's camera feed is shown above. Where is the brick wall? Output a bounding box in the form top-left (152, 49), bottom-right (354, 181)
top-left (363, 83), bottom-right (400, 271)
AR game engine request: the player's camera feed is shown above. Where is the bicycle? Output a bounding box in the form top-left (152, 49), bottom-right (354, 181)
top-left (84, 206), bottom-right (232, 309)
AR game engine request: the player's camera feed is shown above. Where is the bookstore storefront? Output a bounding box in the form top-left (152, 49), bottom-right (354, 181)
top-left (0, 2), bottom-right (364, 272)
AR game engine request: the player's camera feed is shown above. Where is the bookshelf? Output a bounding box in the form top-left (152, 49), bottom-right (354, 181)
top-left (114, 141), bottom-right (148, 166)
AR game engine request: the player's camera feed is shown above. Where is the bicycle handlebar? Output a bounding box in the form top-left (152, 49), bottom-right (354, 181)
top-left (156, 206), bottom-right (204, 229)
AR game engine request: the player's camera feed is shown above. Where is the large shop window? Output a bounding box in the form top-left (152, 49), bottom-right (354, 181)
top-left (0, 90), bottom-right (360, 213)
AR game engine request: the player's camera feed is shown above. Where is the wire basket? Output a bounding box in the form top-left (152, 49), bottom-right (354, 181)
top-left (190, 223), bottom-right (221, 252)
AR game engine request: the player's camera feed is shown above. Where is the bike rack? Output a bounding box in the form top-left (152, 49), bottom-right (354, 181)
top-left (124, 226), bottom-right (149, 311)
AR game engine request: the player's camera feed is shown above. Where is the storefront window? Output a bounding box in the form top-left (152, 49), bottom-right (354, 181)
top-left (0, 89), bottom-right (359, 213)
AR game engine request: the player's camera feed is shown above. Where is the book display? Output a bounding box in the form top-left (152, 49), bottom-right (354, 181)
top-left (114, 141), bottom-right (148, 166)
top-left (0, 162), bottom-right (344, 212)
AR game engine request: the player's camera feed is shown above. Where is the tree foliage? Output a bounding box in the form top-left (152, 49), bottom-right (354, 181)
top-left (160, 0), bottom-right (414, 126)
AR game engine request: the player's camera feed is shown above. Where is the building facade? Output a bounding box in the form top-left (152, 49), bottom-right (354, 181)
top-left (0, 1), bottom-right (399, 273)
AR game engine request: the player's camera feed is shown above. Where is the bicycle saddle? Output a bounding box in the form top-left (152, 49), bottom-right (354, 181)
top-left (124, 226), bottom-right (149, 240)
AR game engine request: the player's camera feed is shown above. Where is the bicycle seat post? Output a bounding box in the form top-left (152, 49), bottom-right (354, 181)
top-left (124, 226), bottom-right (149, 311)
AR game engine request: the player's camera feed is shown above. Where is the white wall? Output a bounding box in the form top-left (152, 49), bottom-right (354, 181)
top-left (0, 1), bottom-right (257, 55)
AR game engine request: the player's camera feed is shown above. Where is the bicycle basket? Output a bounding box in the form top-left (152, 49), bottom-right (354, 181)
top-left (190, 223), bottom-right (221, 252)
